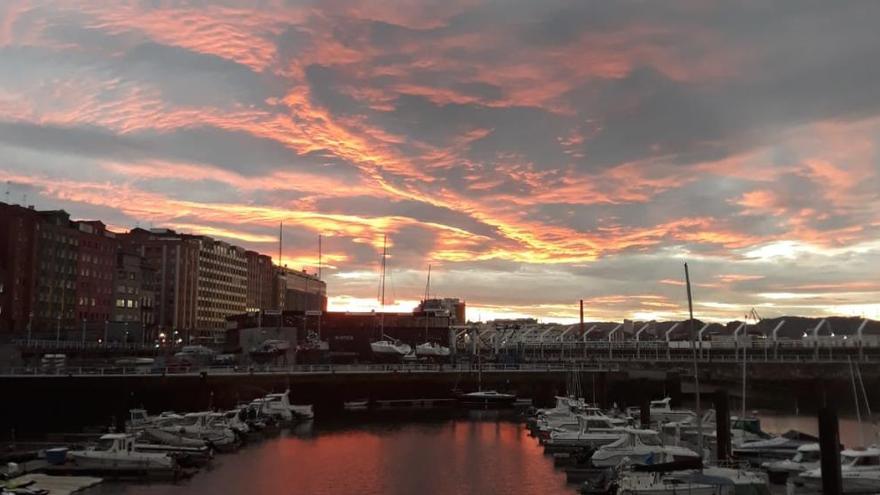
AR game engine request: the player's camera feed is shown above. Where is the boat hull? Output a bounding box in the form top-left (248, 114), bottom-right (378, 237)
top-left (457, 392), bottom-right (517, 409)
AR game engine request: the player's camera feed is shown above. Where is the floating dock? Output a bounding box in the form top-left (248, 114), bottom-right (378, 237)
top-left (2, 473), bottom-right (102, 494)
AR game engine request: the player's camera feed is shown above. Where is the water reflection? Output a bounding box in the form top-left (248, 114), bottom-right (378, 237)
top-left (86, 411), bottom-right (572, 495)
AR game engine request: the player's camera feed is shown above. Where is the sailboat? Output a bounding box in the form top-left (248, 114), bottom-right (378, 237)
top-left (457, 345), bottom-right (516, 408)
top-left (415, 264), bottom-right (451, 360)
top-left (370, 235), bottom-right (412, 361)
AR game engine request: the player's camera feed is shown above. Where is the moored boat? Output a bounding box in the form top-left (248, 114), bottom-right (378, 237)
top-left (67, 434), bottom-right (177, 475)
top-left (591, 429), bottom-right (700, 468)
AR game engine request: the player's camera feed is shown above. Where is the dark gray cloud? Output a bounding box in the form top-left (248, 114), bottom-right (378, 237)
top-left (1, 0), bottom-right (879, 320)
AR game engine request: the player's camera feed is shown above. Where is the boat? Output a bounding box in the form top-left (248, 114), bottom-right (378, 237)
top-left (344, 400), bottom-right (370, 411)
top-left (457, 390), bottom-right (517, 408)
top-left (134, 442), bottom-right (213, 468)
top-left (639, 398), bottom-right (697, 424)
top-left (370, 339), bottom-right (412, 360)
top-left (270, 389), bottom-right (315, 420)
top-left (590, 429), bottom-right (701, 468)
top-left (762, 443), bottom-right (821, 484)
top-left (733, 429), bottom-right (818, 464)
top-left (798, 447), bottom-right (880, 493)
top-left (546, 413), bottom-right (627, 449)
top-left (249, 339), bottom-right (291, 361)
top-left (415, 341), bottom-right (451, 358)
top-left (413, 265), bottom-right (451, 361)
top-left (156, 412), bottom-right (238, 451)
top-left (614, 466), bottom-right (770, 495)
top-left (67, 434), bottom-right (177, 474)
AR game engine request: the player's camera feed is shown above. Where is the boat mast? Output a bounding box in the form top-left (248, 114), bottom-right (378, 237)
top-left (380, 235), bottom-right (387, 338)
top-left (314, 235), bottom-right (318, 342)
top-left (684, 263), bottom-right (703, 462)
top-left (424, 264), bottom-right (431, 342)
top-left (742, 316), bottom-right (747, 421)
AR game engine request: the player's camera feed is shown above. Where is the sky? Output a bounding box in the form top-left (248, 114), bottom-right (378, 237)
top-left (1, 1), bottom-right (879, 323)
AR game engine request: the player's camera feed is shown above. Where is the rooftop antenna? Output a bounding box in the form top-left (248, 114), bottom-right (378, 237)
top-left (278, 221), bottom-right (283, 267)
top-left (685, 262), bottom-right (703, 465)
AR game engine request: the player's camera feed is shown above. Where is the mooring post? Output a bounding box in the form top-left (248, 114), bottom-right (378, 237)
top-left (818, 406), bottom-right (842, 495)
top-left (714, 389), bottom-right (731, 461)
top-left (640, 398), bottom-right (650, 428)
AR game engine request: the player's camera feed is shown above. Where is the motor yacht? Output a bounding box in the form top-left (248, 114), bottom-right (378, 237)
top-left (591, 429), bottom-right (700, 468)
top-left (762, 443), bottom-right (820, 484)
top-left (645, 398), bottom-right (697, 424)
top-left (615, 466), bottom-right (770, 495)
top-left (733, 429), bottom-right (818, 464)
top-left (546, 414), bottom-right (626, 449)
top-left (798, 447), bottom-right (880, 493)
top-left (68, 434), bottom-right (177, 474)
top-left (157, 412), bottom-right (238, 451)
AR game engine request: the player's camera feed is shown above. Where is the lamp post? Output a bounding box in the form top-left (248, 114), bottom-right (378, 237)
top-left (81, 318), bottom-right (87, 345)
top-left (103, 319), bottom-right (109, 345)
top-left (27, 312), bottom-right (33, 344)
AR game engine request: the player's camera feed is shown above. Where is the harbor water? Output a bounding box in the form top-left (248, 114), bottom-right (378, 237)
top-left (79, 410), bottom-right (873, 495)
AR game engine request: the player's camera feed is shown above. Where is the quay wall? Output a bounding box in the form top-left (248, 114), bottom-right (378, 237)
top-left (0, 369), bottom-right (681, 435)
top-left (2, 361), bottom-right (877, 437)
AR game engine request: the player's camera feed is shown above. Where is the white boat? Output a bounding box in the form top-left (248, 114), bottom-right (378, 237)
top-left (370, 340), bottom-right (412, 359)
top-left (68, 434), bottom-right (176, 473)
top-left (762, 443), bottom-right (820, 484)
top-left (798, 447), bottom-right (880, 493)
top-left (547, 413), bottom-right (626, 449)
top-left (257, 389), bottom-right (315, 421)
top-left (644, 398), bottom-right (697, 424)
top-left (616, 466), bottom-right (770, 495)
top-left (415, 342), bottom-right (451, 358)
top-left (591, 429), bottom-right (701, 468)
top-left (157, 412), bottom-right (238, 450)
top-left (733, 429), bottom-right (818, 464)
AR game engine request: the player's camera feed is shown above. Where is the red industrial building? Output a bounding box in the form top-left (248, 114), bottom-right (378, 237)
top-left (73, 221), bottom-right (118, 331)
top-left (0, 202), bottom-right (39, 334)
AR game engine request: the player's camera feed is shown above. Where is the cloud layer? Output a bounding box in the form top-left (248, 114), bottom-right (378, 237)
top-left (2, 0), bottom-right (879, 322)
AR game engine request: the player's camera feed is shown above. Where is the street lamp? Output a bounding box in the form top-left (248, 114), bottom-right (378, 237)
top-left (81, 318), bottom-right (87, 345)
top-left (104, 319), bottom-right (109, 346)
top-left (27, 312), bottom-right (33, 344)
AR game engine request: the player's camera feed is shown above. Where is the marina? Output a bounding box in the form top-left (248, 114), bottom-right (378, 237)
top-left (3, 391), bottom-right (878, 495)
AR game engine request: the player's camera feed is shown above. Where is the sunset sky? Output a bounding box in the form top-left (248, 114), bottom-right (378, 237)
top-left (1, 1), bottom-right (879, 323)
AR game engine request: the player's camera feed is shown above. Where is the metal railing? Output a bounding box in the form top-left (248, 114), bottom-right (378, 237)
top-left (13, 339), bottom-right (161, 351)
top-left (0, 362), bottom-right (614, 378)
